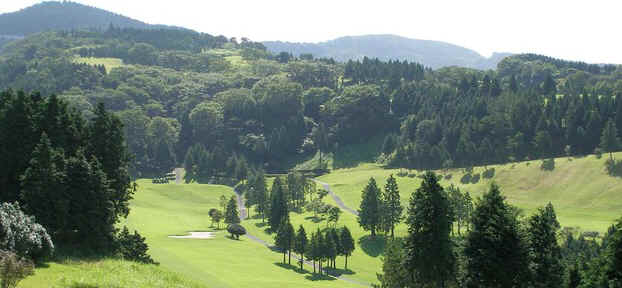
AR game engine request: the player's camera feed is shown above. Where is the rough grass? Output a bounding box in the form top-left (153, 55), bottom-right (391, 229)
top-left (20, 259), bottom-right (206, 288)
top-left (72, 56), bottom-right (126, 72)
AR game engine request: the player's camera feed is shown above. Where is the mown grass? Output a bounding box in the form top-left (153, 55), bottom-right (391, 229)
top-left (317, 153), bottom-right (622, 233)
top-left (72, 56), bottom-right (126, 72)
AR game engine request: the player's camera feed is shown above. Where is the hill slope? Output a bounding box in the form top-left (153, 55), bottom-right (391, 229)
top-left (0, 1), bottom-right (154, 37)
top-left (263, 34), bottom-right (512, 69)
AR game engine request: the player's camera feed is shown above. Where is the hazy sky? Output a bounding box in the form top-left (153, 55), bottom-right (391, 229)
top-left (3, 0), bottom-right (622, 64)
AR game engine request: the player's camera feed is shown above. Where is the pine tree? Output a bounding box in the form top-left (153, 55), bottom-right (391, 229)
top-left (19, 133), bottom-right (67, 235)
top-left (309, 230), bottom-right (320, 273)
top-left (329, 228), bottom-right (342, 269)
top-left (340, 226), bottom-right (355, 270)
top-left (464, 183), bottom-right (530, 288)
top-left (528, 203), bottom-right (564, 288)
top-left (325, 230), bottom-right (337, 272)
top-left (600, 118), bottom-right (621, 160)
top-left (358, 177), bottom-right (381, 237)
top-left (274, 217), bottom-right (294, 264)
top-left (294, 225), bottom-right (308, 270)
top-left (377, 239), bottom-right (410, 288)
top-left (224, 196), bottom-right (240, 225)
top-left (87, 103), bottom-right (134, 219)
top-left (269, 177), bottom-right (288, 232)
top-left (383, 175), bottom-right (403, 238)
top-left (604, 217), bottom-right (622, 285)
top-left (252, 170), bottom-right (268, 222)
top-left (404, 171), bottom-right (454, 288)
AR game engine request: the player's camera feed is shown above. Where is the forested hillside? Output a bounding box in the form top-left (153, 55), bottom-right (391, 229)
top-left (0, 1), bottom-right (151, 36)
top-left (263, 35), bottom-right (512, 69)
top-left (1, 26), bottom-right (621, 182)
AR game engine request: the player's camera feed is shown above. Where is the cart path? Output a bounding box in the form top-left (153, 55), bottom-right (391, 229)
top-left (234, 189), bottom-right (370, 287)
top-left (311, 179), bottom-right (359, 216)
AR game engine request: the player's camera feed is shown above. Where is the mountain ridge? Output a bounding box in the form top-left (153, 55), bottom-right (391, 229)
top-left (264, 34), bottom-right (513, 69)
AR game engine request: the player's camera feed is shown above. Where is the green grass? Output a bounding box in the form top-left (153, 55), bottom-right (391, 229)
top-left (317, 153), bottom-right (622, 233)
top-left (73, 56), bottom-right (126, 72)
top-left (20, 258), bottom-right (206, 288)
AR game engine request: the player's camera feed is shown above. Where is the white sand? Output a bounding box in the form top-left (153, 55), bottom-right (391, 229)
top-left (168, 232), bottom-right (215, 239)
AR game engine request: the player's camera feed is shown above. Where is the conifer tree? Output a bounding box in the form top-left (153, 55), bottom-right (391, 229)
top-left (383, 174), bottom-right (403, 238)
top-left (294, 225), bottom-right (308, 270)
top-left (358, 177), bottom-right (381, 237)
top-left (224, 196), bottom-right (240, 225)
top-left (404, 171), bottom-right (454, 287)
top-left (340, 226), bottom-right (355, 270)
top-left (252, 170), bottom-right (268, 222)
top-left (528, 203), bottom-right (564, 288)
top-left (464, 183), bottom-right (530, 287)
top-left (269, 177), bottom-right (288, 232)
top-left (275, 217), bottom-right (294, 264)
top-left (600, 118), bottom-right (621, 160)
top-left (377, 239), bottom-right (410, 288)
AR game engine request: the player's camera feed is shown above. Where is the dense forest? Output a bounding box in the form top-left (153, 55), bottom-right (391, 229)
top-left (0, 26), bottom-right (621, 181)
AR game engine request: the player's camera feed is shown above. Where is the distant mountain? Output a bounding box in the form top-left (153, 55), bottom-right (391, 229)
top-left (264, 35), bottom-right (512, 70)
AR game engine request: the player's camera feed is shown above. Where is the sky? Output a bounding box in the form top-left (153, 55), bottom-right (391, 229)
top-left (2, 0), bottom-right (622, 64)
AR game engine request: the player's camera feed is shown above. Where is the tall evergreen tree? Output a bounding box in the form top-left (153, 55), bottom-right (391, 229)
top-left (252, 169), bottom-right (268, 222)
top-left (269, 177), bottom-right (288, 231)
top-left (600, 118), bottom-right (621, 160)
top-left (528, 203), bottom-right (564, 288)
top-left (224, 196), bottom-right (240, 225)
top-left (604, 217), bottom-right (622, 285)
top-left (87, 103), bottom-right (135, 219)
top-left (19, 133), bottom-right (67, 236)
top-left (404, 171), bottom-right (454, 288)
top-left (464, 183), bottom-right (530, 288)
top-left (358, 177), bottom-right (381, 237)
top-left (377, 239), bottom-right (410, 288)
top-left (294, 225), bottom-right (308, 270)
top-left (340, 226), bottom-right (355, 270)
top-left (383, 175), bottom-right (403, 238)
top-left (274, 217), bottom-right (295, 264)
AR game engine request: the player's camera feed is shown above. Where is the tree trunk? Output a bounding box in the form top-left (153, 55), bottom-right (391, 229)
top-left (391, 225), bottom-right (394, 238)
top-left (288, 250), bottom-right (291, 265)
top-left (371, 228), bottom-right (376, 237)
top-left (457, 221), bottom-right (461, 236)
top-left (300, 253), bottom-right (304, 270)
top-left (345, 255), bottom-right (348, 270)
top-left (319, 150), bottom-right (322, 168)
top-left (313, 260), bottom-right (316, 273)
top-left (283, 251), bottom-right (286, 263)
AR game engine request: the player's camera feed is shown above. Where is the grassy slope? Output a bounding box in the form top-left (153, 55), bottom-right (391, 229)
top-left (317, 153), bottom-right (622, 233)
top-left (20, 259), bottom-right (206, 288)
top-left (122, 180), bottom-right (359, 288)
top-left (72, 56), bottom-right (126, 71)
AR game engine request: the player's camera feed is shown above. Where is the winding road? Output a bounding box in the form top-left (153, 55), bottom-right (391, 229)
top-left (312, 179), bottom-right (359, 216)
top-left (234, 188), bottom-right (370, 287)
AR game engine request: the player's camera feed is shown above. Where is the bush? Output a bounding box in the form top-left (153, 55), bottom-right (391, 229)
top-left (115, 227), bottom-right (156, 264)
top-left (0, 203), bottom-right (53, 262)
top-left (540, 158), bottom-right (555, 171)
top-left (227, 224), bottom-right (246, 240)
top-left (594, 148), bottom-right (603, 159)
top-left (482, 168), bottom-right (495, 179)
top-left (470, 173), bottom-right (480, 184)
top-left (460, 173), bottom-right (472, 184)
top-left (444, 174), bottom-right (452, 180)
top-left (0, 250), bottom-right (34, 288)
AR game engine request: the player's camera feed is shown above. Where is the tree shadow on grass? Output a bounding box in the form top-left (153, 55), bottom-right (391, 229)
top-left (305, 273), bottom-right (338, 281)
top-left (274, 262), bottom-right (307, 274)
top-left (304, 216), bottom-right (325, 223)
top-left (358, 234), bottom-right (387, 257)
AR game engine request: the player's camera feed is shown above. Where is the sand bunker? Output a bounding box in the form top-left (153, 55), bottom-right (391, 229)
top-left (168, 232), bottom-right (215, 239)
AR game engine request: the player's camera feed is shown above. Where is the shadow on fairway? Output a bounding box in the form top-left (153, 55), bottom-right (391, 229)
top-left (274, 262), bottom-right (307, 274)
top-left (304, 216), bottom-right (325, 223)
top-left (358, 234), bottom-right (386, 257)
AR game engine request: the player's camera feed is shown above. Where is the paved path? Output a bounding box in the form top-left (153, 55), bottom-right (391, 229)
top-left (234, 189), bottom-right (370, 287)
top-left (312, 179), bottom-right (359, 216)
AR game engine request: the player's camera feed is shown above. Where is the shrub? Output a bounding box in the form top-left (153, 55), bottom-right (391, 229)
top-left (482, 168), bottom-right (495, 179)
top-left (540, 158), bottom-right (555, 171)
top-left (227, 224), bottom-right (246, 240)
top-left (470, 173), bottom-right (480, 184)
top-left (115, 227), bottom-right (156, 264)
top-left (0, 250), bottom-right (34, 288)
top-left (444, 174), bottom-right (452, 180)
top-left (0, 203), bottom-right (53, 262)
